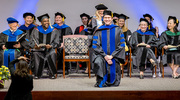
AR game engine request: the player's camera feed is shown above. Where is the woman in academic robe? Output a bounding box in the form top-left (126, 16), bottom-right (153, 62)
top-left (4, 56), bottom-right (33, 100)
top-left (0, 17), bottom-right (28, 68)
top-left (88, 3), bottom-right (108, 33)
top-left (159, 16), bottom-right (180, 79)
top-left (118, 14), bottom-right (132, 46)
top-left (129, 18), bottom-right (158, 79)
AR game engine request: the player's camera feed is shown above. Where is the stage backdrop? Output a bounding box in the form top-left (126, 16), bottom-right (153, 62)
top-left (0, 0), bottom-right (180, 34)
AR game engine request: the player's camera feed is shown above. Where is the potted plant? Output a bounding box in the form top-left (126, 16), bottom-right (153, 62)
top-left (0, 65), bottom-right (11, 88)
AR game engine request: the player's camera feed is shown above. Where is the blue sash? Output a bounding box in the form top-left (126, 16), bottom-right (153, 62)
top-left (99, 26), bottom-right (116, 87)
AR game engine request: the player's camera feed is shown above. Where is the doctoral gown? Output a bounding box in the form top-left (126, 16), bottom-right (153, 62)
top-left (0, 29), bottom-right (28, 68)
top-left (159, 31), bottom-right (180, 65)
top-left (129, 29), bottom-right (158, 70)
top-left (52, 23), bottom-right (73, 69)
top-left (29, 26), bottom-right (59, 77)
top-left (18, 24), bottom-right (36, 40)
top-left (92, 24), bottom-right (125, 87)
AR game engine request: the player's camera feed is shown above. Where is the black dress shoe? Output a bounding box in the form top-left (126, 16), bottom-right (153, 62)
top-left (140, 75), bottom-right (144, 79)
top-left (94, 83), bottom-right (99, 87)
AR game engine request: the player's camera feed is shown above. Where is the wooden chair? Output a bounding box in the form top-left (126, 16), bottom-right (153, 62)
top-left (63, 35), bottom-right (91, 78)
top-left (121, 48), bottom-right (131, 78)
top-left (129, 47), bottom-right (158, 78)
top-left (160, 48), bottom-right (165, 78)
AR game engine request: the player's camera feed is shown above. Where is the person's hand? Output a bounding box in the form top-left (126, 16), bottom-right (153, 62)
top-left (155, 26), bottom-right (159, 38)
top-left (59, 43), bottom-right (63, 48)
top-left (163, 45), bottom-right (168, 50)
top-left (13, 42), bottom-right (21, 48)
top-left (107, 60), bottom-right (113, 65)
top-left (34, 45), bottom-right (41, 49)
top-left (2, 45), bottom-right (6, 50)
top-left (46, 44), bottom-right (52, 49)
top-left (104, 55), bottom-right (113, 61)
top-left (146, 45), bottom-right (151, 48)
top-left (18, 56), bottom-right (29, 62)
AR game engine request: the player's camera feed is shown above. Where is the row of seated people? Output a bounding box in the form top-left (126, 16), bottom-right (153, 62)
top-left (0, 4), bottom-right (180, 81)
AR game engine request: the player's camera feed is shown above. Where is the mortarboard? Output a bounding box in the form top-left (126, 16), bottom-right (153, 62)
top-left (95, 3), bottom-right (108, 10)
top-left (37, 13), bottom-right (50, 22)
top-left (80, 13), bottom-right (90, 19)
top-left (118, 14), bottom-right (129, 20)
top-left (143, 13), bottom-right (154, 21)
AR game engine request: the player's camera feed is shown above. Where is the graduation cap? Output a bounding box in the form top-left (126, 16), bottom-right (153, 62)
top-left (113, 13), bottom-right (119, 18)
top-left (55, 12), bottom-right (66, 19)
top-left (7, 17), bottom-right (18, 24)
top-left (143, 14), bottom-right (154, 21)
top-left (118, 14), bottom-right (129, 20)
top-left (23, 12), bottom-right (35, 18)
top-left (168, 16), bottom-right (179, 26)
top-left (80, 13), bottom-right (90, 19)
top-left (37, 13), bottom-right (50, 22)
top-left (140, 18), bottom-right (150, 25)
top-left (95, 3), bottom-right (108, 10)
top-left (103, 10), bottom-right (113, 17)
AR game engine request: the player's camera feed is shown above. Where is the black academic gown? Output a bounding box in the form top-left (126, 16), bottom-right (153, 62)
top-left (0, 29), bottom-right (28, 67)
top-left (123, 29), bottom-right (132, 46)
top-left (159, 31), bottom-right (180, 65)
top-left (4, 59), bottom-right (33, 100)
top-left (18, 24), bottom-right (36, 40)
top-left (129, 30), bottom-right (158, 71)
top-left (29, 26), bottom-right (59, 77)
top-left (74, 25), bottom-right (85, 35)
top-left (92, 24), bottom-right (125, 88)
top-left (52, 24), bottom-right (73, 70)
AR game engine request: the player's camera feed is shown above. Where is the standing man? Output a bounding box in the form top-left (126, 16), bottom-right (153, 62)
top-left (92, 10), bottom-right (125, 87)
top-left (74, 13), bottom-right (90, 35)
top-left (30, 14), bottom-right (59, 79)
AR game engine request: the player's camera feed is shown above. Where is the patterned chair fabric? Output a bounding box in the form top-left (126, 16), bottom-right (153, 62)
top-left (64, 36), bottom-right (89, 54)
top-left (65, 55), bottom-right (89, 59)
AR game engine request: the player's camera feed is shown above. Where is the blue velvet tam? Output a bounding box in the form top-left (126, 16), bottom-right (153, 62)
top-left (7, 17), bottom-right (18, 24)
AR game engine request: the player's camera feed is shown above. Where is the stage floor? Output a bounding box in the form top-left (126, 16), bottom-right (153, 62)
top-left (1, 67), bottom-right (180, 91)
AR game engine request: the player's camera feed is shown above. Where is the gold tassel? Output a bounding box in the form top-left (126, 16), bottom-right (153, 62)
top-left (126, 17), bottom-right (128, 28)
top-left (177, 19), bottom-right (178, 24)
top-left (62, 17), bottom-right (64, 22)
top-left (148, 25), bottom-right (150, 30)
top-left (111, 12), bottom-right (113, 17)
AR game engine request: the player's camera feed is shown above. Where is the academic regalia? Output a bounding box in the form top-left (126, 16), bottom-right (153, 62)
top-left (92, 24), bottom-right (125, 87)
top-left (88, 4), bottom-right (108, 34)
top-left (159, 31), bottom-right (180, 65)
top-left (18, 24), bottom-right (36, 40)
top-left (52, 23), bottom-right (72, 69)
top-left (74, 25), bottom-right (86, 35)
top-left (118, 14), bottom-right (131, 46)
top-left (129, 29), bottom-right (158, 71)
top-left (52, 23), bottom-right (72, 43)
top-left (0, 29), bottom-right (28, 68)
top-left (4, 59), bottom-right (33, 100)
top-left (29, 25), bottom-right (59, 77)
